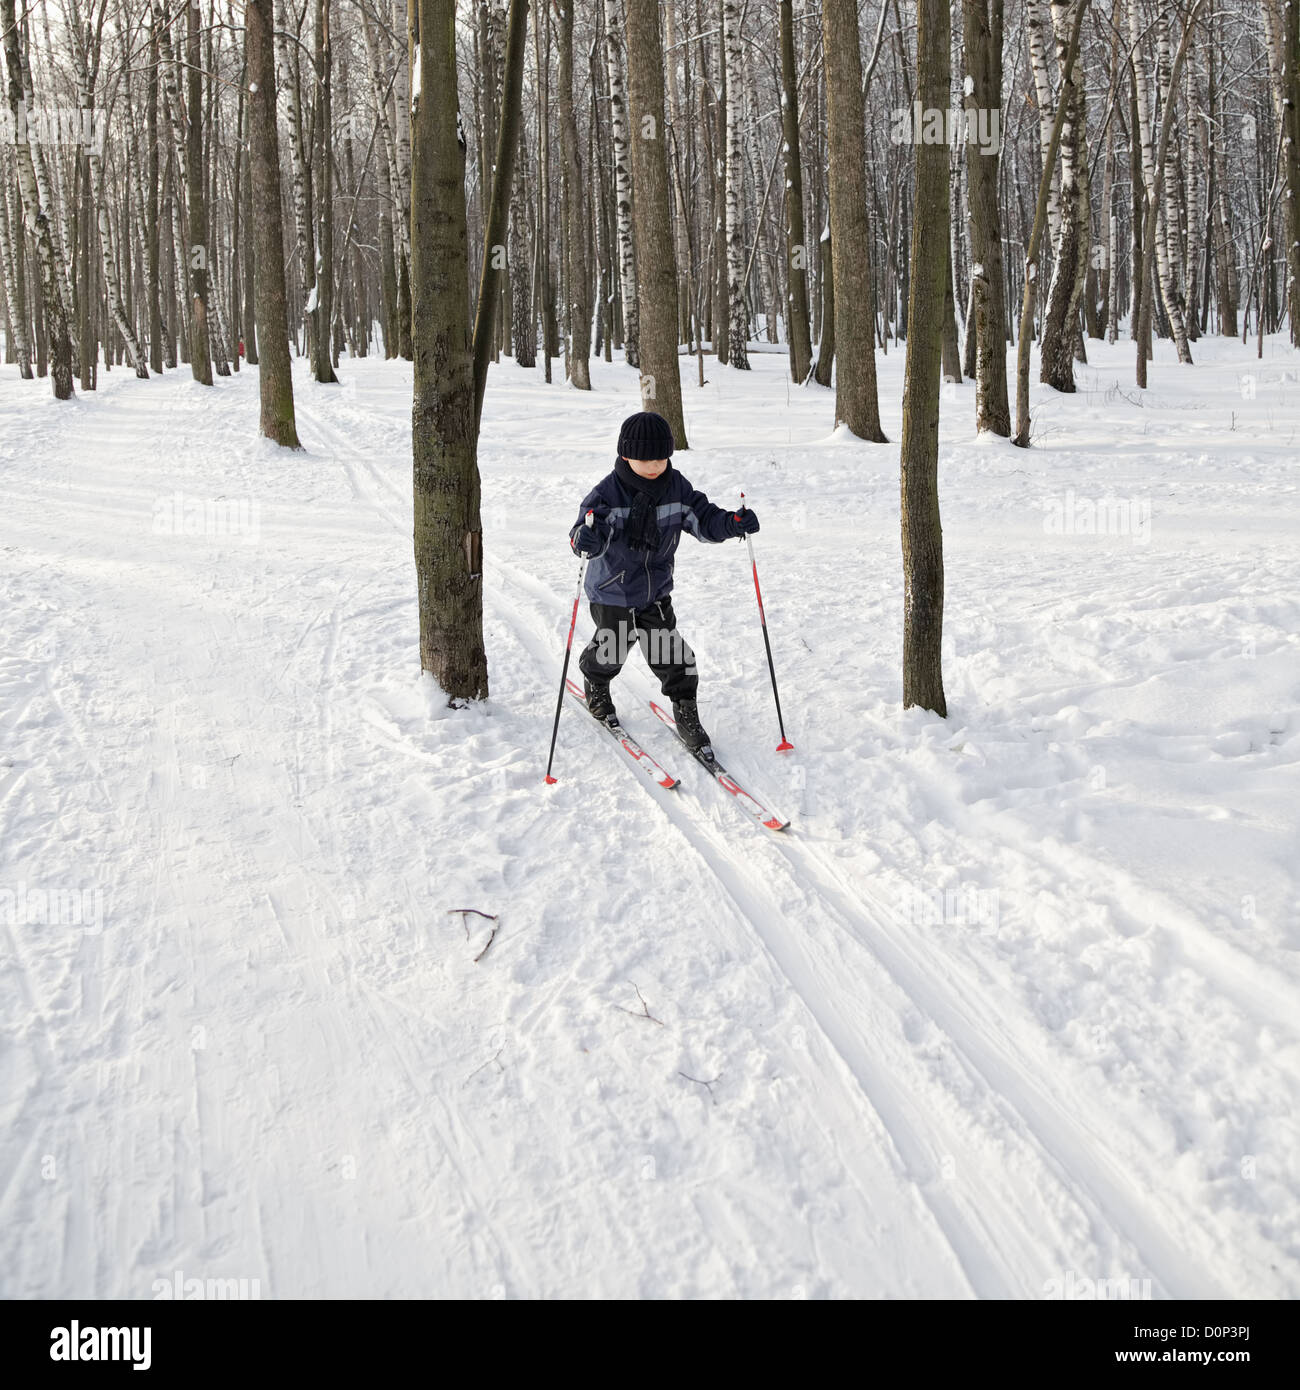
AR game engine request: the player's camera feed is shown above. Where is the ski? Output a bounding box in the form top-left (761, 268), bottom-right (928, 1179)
top-left (649, 702), bottom-right (790, 831)
top-left (564, 679), bottom-right (679, 789)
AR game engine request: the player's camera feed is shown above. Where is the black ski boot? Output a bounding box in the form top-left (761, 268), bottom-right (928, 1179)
top-left (584, 677), bottom-right (619, 727)
top-left (672, 699), bottom-right (712, 755)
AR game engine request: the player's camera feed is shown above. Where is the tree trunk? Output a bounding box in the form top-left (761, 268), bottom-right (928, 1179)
top-left (779, 0), bottom-right (812, 384)
top-left (813, 224), bottom-right (834, 385)
top-left (901, 0), bottom-right (948, 716)
top-left (411, 0), bottom-right (489, 700)
top-left (276, 0), bottom-right (315, 358)
top-left (247, 0), bottom-right (300, 447)
top-left (1014, 0), bottom-right (1087, 444)
top-left (313, 0), bottom-right (338, 382)
top-left (963, 0), bottom-right (1010, 433)
top-left (181, 0), bottom-right (212, 383)
top-left (822, 0), bottom-right (885, 439)
top-left (1136, 4), bottom-right (1205, 385)
top-left (509, 109), bottom-right (536, 367)
top-left (146, 15), bottom-right (164, 373)
top-left (624, 0), bottom-right (688, 444)
top-left (721, 0), bottom-right (750, 368)
top-left (1130, 0), bottom-right (1193, 366)
top-left (1040, 0), bottom-right (1090, 392)
top-left (472, 0), bottom-right (529, 422)
top-left (1, 0), bottom-right (73, 398)
top-left (556, 0), bottom-right (591, 390)
top-left (0, 154), bottom-right (33, 377)
top-left (604, 0), bottom-right (639, 367)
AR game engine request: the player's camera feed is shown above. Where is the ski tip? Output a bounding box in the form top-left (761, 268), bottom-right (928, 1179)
top-left (660, 775), bottom-right (680, 789)
top-left (776, 740), bottom-right (794, 753)
top-left (764, 818), bottom-right (790, 831)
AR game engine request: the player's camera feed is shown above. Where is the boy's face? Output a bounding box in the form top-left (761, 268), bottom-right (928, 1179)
top-left (625, 455), bottom-right (668, 479)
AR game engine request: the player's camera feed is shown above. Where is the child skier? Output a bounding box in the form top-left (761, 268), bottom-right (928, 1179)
top-left (568, 410), bottom-right (759, 753)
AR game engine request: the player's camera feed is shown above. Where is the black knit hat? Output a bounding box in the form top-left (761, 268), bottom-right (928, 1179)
top-left (617, 410), bottom-right (675, 461)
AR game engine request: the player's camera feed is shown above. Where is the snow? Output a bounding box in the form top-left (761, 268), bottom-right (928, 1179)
top-left (304, 284), bottom-right (318, 315)
top-left (2, 335), bottom-right (1299, 1298)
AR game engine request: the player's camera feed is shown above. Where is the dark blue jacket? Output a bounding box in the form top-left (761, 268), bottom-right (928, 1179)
top-left (569, 463), bottom-right (736, 609)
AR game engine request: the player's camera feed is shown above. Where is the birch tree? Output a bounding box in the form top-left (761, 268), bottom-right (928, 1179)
top-left (2, 0), bottom-right (74, 397)
top-left (603, 0), bottom-right (637, 367)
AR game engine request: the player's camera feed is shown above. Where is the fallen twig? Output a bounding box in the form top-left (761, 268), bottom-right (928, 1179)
top-left (464, 1047), bottom-right (505, 1085)
top-left (677, 1071), bottom-right (721, 1105)
top-left (448, 907), bottom-right (499, 942)
top-left (615, 983), bottom-right (664, 1026)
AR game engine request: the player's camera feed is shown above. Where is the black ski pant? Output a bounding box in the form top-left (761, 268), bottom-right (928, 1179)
top-left (578, 598), bottom-right (698, 701)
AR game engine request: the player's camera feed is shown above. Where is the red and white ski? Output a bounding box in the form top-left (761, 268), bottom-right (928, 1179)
top-left (564, 679), bottom-right (679, 789)
top-left (649, 702), bottom-right (790, 831)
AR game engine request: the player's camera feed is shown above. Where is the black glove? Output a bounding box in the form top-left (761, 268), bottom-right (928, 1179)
top-left (572, 514), bottom-right (610, 557)
top-left (728, 506), bottom-right (760, 537)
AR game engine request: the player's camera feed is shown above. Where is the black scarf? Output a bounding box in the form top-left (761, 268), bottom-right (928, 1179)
top-left (614, 456), bottom-right (673, 552)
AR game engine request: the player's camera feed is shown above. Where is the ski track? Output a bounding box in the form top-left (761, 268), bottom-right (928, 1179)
top-left (318, 388), bottom-right (1226, 1301)
top-left (2, 349), bottom-right (1297, 1298)
top-left (487, 550), bottom-right (1223, 1299)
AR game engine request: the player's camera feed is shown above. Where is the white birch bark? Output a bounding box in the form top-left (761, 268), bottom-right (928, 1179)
top-left (0, 157), bottom-right (34, 375)
top-left (1028, 0), bottom-right (1062, 245)
top-left (722, 0), bottom-right (750, 367)
top-left (603, 0), bottom-right (638, 366)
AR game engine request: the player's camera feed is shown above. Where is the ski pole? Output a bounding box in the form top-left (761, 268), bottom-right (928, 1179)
top-left (738, 491), bottom-right (794, 752)
top-left (544, 511), bottom-right (595, 783)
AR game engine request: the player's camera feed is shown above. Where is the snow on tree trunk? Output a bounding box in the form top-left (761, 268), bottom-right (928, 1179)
top-left (556, 0), bottom-right (591, 390)
top-left (1, 0), bottom-right (73, 397)
top-left (722, 0), bottom-right (750, 369)
top-left (604, 0), bottom-right (639, 368)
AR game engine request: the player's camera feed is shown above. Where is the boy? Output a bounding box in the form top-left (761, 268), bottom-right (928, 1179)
top-left (568, 410), bottom-right (759, 753)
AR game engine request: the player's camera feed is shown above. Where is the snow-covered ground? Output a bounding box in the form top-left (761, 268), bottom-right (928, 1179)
top-left (2, 333), bottom-right (1297, 1299)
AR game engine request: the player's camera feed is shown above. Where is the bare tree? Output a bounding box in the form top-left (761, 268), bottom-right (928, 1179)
top-left (1, 0), bottom-right (74, 397)
top-left (963, 0), bottom-right (1010, 433)
top-left (603, 0), bottom-right (637, 366)
top-left (901, 0), bottom-right (949, 716)
top-left (247, 0), bottom-right (300, 446)
top-left (555, 0), bottom-right (591, 389)
top-left (721, 0), bottom-right (749, 368)
top-left (411, 0), bottom-right (489, 700)
top-left (822, 0), bottom-right (886, 440)
top-left (472, 0), bottom-right (529, 422)
top-left (778, 0), bottom-right (812, 384)
top-left (624, 0), bottom-right (687, 444)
